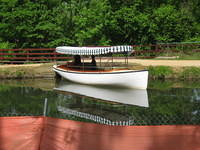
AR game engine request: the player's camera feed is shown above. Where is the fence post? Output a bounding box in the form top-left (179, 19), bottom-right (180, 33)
top-left (26, 49), bottom-right (29, 63)
top-left (43, 98), bottom-right (48, 116)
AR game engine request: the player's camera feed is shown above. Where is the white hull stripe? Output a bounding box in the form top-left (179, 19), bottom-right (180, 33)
top-left (53, 66), bottom-right (148, 74)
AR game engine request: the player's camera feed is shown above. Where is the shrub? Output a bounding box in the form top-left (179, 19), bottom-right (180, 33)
top-left (148, 66), bottom-right (174, 79)
top-left (180, 67), bottom-right (200, 79)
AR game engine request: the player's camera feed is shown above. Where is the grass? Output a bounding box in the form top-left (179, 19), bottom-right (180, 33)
top-left (178, 53), bottom-right (200, 60)
top-left (148, 66), bottom-right (174, 79)
top-left (0, 63), bottom-right (55, 79)
top-left (0, 68), bottom-right (31, 79)
top-left (180, 67), bottom-right (200, 80)
top-left (148, 66), bottom-right (200, 80)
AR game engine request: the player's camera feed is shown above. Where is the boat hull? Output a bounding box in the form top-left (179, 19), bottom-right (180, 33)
top-left (53, 65), bottom-right (148, 89)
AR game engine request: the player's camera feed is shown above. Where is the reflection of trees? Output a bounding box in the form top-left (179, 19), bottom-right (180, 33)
top-left (0, 85), bottom-right (56, 116)
top-left (0, 80), bottom-right (200, 125)
top-left (128, 88), bottom-right (200, 125)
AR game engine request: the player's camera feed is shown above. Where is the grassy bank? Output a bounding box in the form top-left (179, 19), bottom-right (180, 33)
top-left (148, 66), bottom-right (200, 80)
top-left (0, 63), bottom-right (54, 79)
top-left (0, 63), bottom-right (200, 80)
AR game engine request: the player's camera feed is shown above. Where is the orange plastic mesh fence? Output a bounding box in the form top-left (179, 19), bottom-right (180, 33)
top-left (0, 116), bottom-right (43, 150)
top-left (0, 116), bottom-right (200, 150)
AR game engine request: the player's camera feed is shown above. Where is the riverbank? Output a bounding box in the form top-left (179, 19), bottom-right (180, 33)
top-left (0, 60), bottom-right (200, 79)
top-left (0, 63), bottom-right (54, 79)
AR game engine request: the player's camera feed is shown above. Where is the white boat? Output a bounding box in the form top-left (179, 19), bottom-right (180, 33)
top-left (54, 80), bottom-right (149, 107)
top-left (53, 45), bottom-right (148, 89)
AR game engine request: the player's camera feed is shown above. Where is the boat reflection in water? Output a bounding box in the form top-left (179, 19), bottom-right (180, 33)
top-left (54, 80), bottom-right (149, 107)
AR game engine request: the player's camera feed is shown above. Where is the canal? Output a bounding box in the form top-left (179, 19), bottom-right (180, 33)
top-left (0, 79), bottom-right (199, 126)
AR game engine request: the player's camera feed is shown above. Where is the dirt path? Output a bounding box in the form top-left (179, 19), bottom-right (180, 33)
top-left (0, 59), bottom-right (200, 68)
top-left (127, 59), bottom-right (200, 67)
top-left (0, 64), bottom-right (43, 68)
top-left (99, 58), bottom-right (200, 67)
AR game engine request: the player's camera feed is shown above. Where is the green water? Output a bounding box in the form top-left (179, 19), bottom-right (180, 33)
top-left (0, 79), bottom-right (199, 125)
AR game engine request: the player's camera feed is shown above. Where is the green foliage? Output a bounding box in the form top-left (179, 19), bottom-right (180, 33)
top-left (0, 0), bottom-right (199, 47)
top-left (180, 67), bottom-right (200, 80)
top-left (15, 70), bottom-right (25, 78)
top-left (187, 23), bottom-right (200, 42)
top-left (0, 69), bottom-right (12, 78)
top-left (178, 53), bottom-right (200, 60)
top-left (151, 5), bottom-right (194, 43)
top-left (148, 66), bottom-right (200, 80)
top-left (0, 68), bottom-right (32, 79)
top-left (111, 5), bottom-right (150, 44)
top-left (148, 66), bottom-right (174, 79)
top-left (73, 0), bottom-right (111, 46)
top-left (0, 0), bottom-right (66, 48)
top-left (148, 80), bottom-right (174, 90)
top-left (0, 41), bottom-right (15, 49)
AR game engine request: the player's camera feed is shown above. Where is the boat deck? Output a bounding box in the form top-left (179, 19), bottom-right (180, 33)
top-left (57, 64), bottom-right (130, 73)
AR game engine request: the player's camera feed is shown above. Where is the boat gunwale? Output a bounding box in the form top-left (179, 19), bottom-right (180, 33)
top-left (53, 65), bottom-right (148, 74)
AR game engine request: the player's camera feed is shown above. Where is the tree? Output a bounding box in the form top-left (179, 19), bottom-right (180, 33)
top-left (110, 5), bottom-right (151, 45)
top-left (73, 0), bottom-right (112, 46)
top-left (150, 5), bottom-right (195, 43)
top-left (0, 0), bottom-right (65, 48)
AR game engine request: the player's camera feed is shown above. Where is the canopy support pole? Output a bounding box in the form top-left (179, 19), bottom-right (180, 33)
top-left (127, 55), bottom-right (129, 67)
top-left (125, 52), bottom-right (129, 68)
top-left (99, 55), bottom-right (101, 68)
top-left (111, 54), bottom-right (113, 69)
top-left (127, 55), bottom-right (129, 68)
top-left (82, 57), bottom-right (84, 71)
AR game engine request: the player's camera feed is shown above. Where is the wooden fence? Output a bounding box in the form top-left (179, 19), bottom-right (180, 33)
top-left (0, 48), bottom-right (71, 64)
top-left (132, 43), bottom-right (200, 57)
top-left (0, 43), bottom-right (200, 64)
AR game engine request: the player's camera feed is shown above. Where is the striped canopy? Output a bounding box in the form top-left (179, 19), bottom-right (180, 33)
top-left (56, 45), bottom-right (133, 55)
